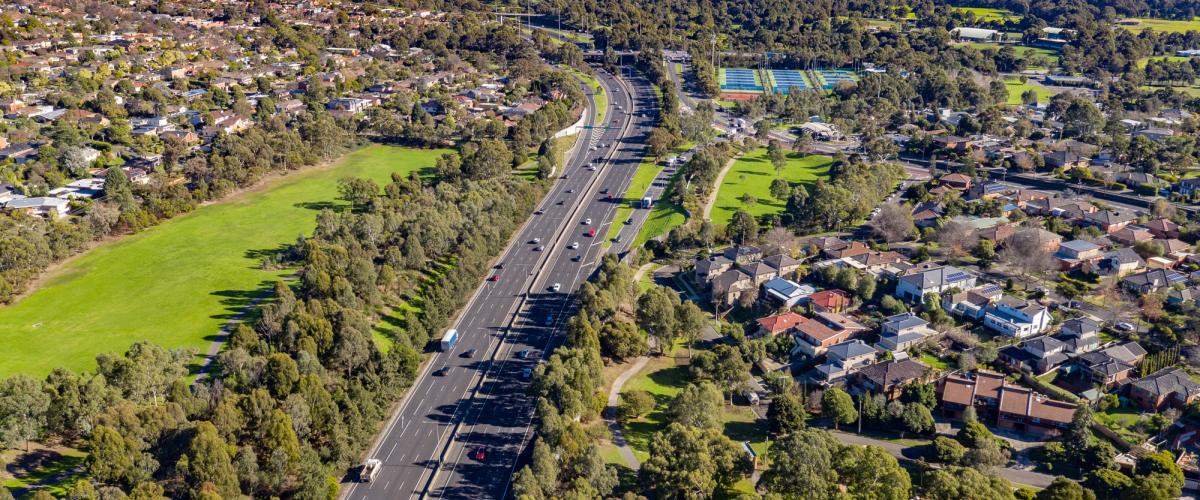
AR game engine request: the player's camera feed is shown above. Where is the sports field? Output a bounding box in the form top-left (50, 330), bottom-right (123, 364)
top-left (1004, 78), bottom-right (1056, 104)
top-left (710, 149), bottom-right (832, 225)
top-left (1117, 17), bottom-right (1200, 34)
top-left (0, 145), bottom-right (447, 378)
top-left (954, 6), bottom-right (1022, 22)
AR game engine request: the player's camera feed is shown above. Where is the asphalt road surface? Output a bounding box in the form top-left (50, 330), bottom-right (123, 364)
top-left (341, 65), bottom-right (659, 500)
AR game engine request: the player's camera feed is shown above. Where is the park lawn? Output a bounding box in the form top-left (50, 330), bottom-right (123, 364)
top-left (0, 145), bottom-right (448, 379)
top-left (2, 447), bottom-right (87, 497)
top-left (1118, 17), bottom-right (1200, 34)
top-left (620, 355), bottom-right (689, 462)
top-left (710, 149), bottom-right (832, 226)
top-left (613, 143), bottom-right (694, 246)
top-left (638, 263), bottom-right (663, 293)
top-left (1137, 55), bottom-right (1193, 68)
top-left (1004, 78), bottom-right (1055, 104)
top-left (954, 6), bottom-right (1021, 22)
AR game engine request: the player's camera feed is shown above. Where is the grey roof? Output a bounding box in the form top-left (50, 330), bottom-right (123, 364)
top-left (1024, 336), bottom-right (1064, 354)
top-left (1059, 239), bottom-right (1099, 253)
top-left (1123, 268), bottom-right (1187, 288)
top-left (857, 359), bottom-right (928, 387)
top-left (828, 339), bottom-right (877, 359)
top-left (1060, 318), bottom-right (1100, 338)
top-left (1131, 368), bottom-right (1200, 398)
top-left (1107, 247), bottom-right (1144, 265)
top-left (763, 253), bottom-right (801, 270)
top-left (899, 265), bottom-right (975, 290)
top-left (763, 277), bottom-right (808, 298)
top-left (4, 196), bottom-right (68, 209)
top-left (883, 312), bottom-right (928, 331)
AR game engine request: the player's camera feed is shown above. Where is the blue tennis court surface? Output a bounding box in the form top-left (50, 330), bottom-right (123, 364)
top-left (815, 69), bottom-right (859, 90)
top-left (769, 69), bottom-right (810, 94)
top-left (720, 68), bottom-right (764, 92)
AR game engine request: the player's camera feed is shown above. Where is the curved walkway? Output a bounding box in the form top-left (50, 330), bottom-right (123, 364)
top-left (700, 158), bottom-right (737, 221)
top-left (604, 356), bottom-right (650, 469)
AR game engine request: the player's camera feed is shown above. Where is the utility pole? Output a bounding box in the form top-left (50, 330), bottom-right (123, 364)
top-left (856, 395), bottom-right (863, 434)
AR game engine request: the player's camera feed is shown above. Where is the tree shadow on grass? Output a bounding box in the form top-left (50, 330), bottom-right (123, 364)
top-left (208, 280), bottom-right (277, 321)
top-left (243, 243), bottom-right (293, 266)
top-left (293, 201), bottom-right (348, 212)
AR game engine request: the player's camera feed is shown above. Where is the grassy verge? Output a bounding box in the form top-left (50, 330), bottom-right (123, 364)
top-left (710, 148), bottom-right (832, 226)
top-left (1117, 17), bottom-right (1200, 34)
top-left (0, 145), bottom-right (448, 378)
top-left (620, 356), bottom-right (689, 462)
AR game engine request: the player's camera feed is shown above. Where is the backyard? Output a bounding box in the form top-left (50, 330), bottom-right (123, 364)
top-left (710, 148), bottom-right (832, 226)
top-left (0, 145), bottom-right (447, 378)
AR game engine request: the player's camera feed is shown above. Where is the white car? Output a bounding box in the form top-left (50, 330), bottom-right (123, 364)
top-left (551, 283), bottom-right (561, 292)
top-left (583, 218), bottom-right (592, 225)
top-left (531, 238), bottom-right (541, 244)
top-left (569, 242), bottom-right (579, 249)
top-left (535, 245), bottom-right (545, 252)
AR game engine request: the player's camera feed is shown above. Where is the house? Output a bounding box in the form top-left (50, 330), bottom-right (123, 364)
top-left (756, 311), bottom-right (806, 338)
top-left (809, 289), bottom-right (852, 313)
top-left (877, 313), bottom-right (938, 352)
top-left (1135, 127), bottom-right (1176, 141)
top-left (1084, 210), bottom-right (1138, 234)
top-left (1176, 178), bottom-right (1200, 197)
top-left (711, 269), bottom-right (754, 305)
top-left (825, 241), bottom-right (870, 259)
top-left (1121, 268), bottom-right (1187, 294)
top-left (943, 284), bottom-right (1004, 319)
top-left (4, 196), bottom-right (70, 218)
top-left (847, 251), bottom-right (910, 277)
top-left (1129, 368), bottom-right (1200, 412)
top-left (1145, 218), bottom-right (1180, 239)
top-left (1054, 239), bottom-right (1103, 269)
top-left (1044, 150), bottom-right (1089, 170)
top-left (695, 255), bottom-right (734, 282)
top-left (792, 315), bottom-right (858, 358)
top-left (998, 336), bottom-right (1068, 374)
top-left (895, 265), bottom-right (977, 303)
top-left (975, 222), bottom-right (1018, 245)
top-left (1091, 247), bottom-right (1145, 277)
top-left (983, 296), bottom-right (1051, 338)
top-left (723, 245), bottom-right (763, 264)
top-left (939, 371), bottom-right (1077, 437)
top-left (1057, 318), bottom-right (1102, 354)
top-left (1110, 226), bottom-right (1154, 247)
top-left (763, 253), bottom-right (802, 279)
top-left (1073, 342), bottom-right (1146, 387)
top-left (853, 359), bottom-right (931, 400)
top-left (761, 277), bottom-right (813, 308)
top-left (940, 173), bottom-right (973, 190)
top-left (815, 312), bottom-right (869, 339)
top-left (814, 340), bottom-right (878, 384)
top-left (743, 261), bottom-right (779, 287)
top-left (1167, 286), bottom-right (1200, 307)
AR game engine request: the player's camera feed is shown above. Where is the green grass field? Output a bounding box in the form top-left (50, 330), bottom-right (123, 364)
top-left (1137, 55), bottom-right (1193, 68)
top-left (0, 145), bottom-right (448, 378)
top-left (1004, 78), bottom-right (1055, 104)
top-left (954, 6), bottom-right (1021, 22)
top-left (620, 356), bottom-right (688, 462)
top-left (710, 149), bottom-right (831, 226)
top-left (1118, 17), bottom-right (1200, 34)
top-left (2, 448), bottom-right (87, 497)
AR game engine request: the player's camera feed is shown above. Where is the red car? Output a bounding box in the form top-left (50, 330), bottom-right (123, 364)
top-left (586, 228), bottom-right (596, 237)
top-left (488, 275), bottom-right (499, 282)
top-left (472, 449), bottom-right (486, 461)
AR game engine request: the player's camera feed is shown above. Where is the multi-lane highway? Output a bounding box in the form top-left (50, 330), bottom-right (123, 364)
top-left (342, 63), bottom-right (659, 500)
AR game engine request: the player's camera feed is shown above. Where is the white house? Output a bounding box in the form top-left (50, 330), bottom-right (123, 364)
top-left (895, 265), bottom-right (977, 303)
top-left (876, 313), bottom-right (937, 352)
top-left (983, 296), bottom-right (1051, 338)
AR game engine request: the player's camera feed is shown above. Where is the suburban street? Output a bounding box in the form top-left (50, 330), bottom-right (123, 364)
top-left (341, 64), bottom-right (659, 499)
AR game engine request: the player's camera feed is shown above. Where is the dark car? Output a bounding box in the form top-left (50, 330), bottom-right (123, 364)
top-left (462, 348), bottom-right (477, 358)
top-left (434, 366), bottom-right (450, 376)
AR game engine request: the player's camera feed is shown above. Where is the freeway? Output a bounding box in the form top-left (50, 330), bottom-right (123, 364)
top-left (341, 64), bottom-right (658, 500)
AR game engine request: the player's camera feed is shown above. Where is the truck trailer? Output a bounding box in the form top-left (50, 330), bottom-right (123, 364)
top-left (440, 328), bottom-right (459, 351)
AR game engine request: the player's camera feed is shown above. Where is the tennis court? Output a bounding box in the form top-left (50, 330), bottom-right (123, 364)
top-left (767, 69), bottom-right (812, 94)
top-left (719, 68), bottom-right (765, 93)
top-left (814, 69), bottom-right (859, 90)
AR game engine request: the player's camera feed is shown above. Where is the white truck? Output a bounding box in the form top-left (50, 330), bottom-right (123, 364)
top-left (360, 458), bottom-right (382, 482)
top-left (440, 329), bottom-right (459, 351)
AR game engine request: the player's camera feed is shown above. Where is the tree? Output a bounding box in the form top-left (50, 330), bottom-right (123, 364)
top-left (637, 286), bottom-right (680, 353)
top-left (921, 466), bottom-right (1016, 500)
top-left (618, 390), bottom-right (655, 422)
top-left (183, 421), bottom-right (241, 498)
top-left (96, 341), bottom-right (190, 406)
top-left (1136, 451), bottom-right (1184, 492)
top-left (1000, 228), bottom-right (1057, 286)
top-left (726, 210), bottom-right (758, 244)
top-left (86, 425), bottom-right (135, 486)
top-left (1085, 468), bottom-right (1132, 499)
top-left (871, 203), bottom-right (916, 242)
top-left (767, 391), bottom-right (806, 436)
top-left (768, 140), bottom-right (787, 176)
top-left (638, 423), bottom-right (750, 499)
top-left (0, 375), bottom-right (50, 451)
top-left (770, 178), bottom-right (790, 200)
top-left (932, 436), bottom-right (967, 464)
top-left (760, 429), bottom-right (840, 498)
top-left (675, 301), bottom-right (707, 356)
top-left (937, 220), bottom-right (976, 258)
top-left (666, 382), bottom-right (723, 430)
top-left (1126, 473), bottom-right (1179, 500)
top-left (835, 444), bottom-right (912, 499)
top-left (1036, 477), bottom-right (1096, 500)
top-left (901, 402), bottom-right (934, 435)
top-left (821, 387), bottom-right (856, 430)
top-left (901, 383), bottom-right (936, 408)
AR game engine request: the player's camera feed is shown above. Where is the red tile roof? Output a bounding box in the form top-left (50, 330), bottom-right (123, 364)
top-left (757, 312), bottom-right (805, 335)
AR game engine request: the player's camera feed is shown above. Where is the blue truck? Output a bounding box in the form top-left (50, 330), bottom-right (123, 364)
top-left (440, 329), bottom-right (459, 351)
